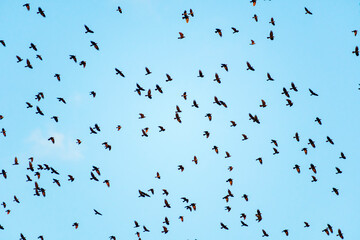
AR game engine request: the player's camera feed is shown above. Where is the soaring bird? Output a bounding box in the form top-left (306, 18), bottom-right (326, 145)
top-left (250, 39), bottom-right (256, 45)
top-left (69, 55), bottom-right (77, 62)
top-left (267, 30), bottom-right (274, 40)
top-left (79, 61), bottom-right (86, 68)
top-left (253, 14), bottom-right (258, 22)
top-left (0, 40), bottom-right (5, 47)
top-left (293, 164), bottom-right (300, 173)
top-left (335, 167), bottom-right (342, 174)
top-left (214, 73), bottom-right (221, 83)
top-left (166, 74), bottom-right (173, 82)
top-left (309, 88), bottom-right (318, 96)
top-left (198, 70), bottom-right (204, 78)
top-left (72, 222), bottom-right (79, 229)
top-left (48, 137), bottom-right (55, 144)
top-left (290, 82), bottom-right (298, 91)
top-left (16, 56), bottom-right (23, 63)
top-left (332, 187), bottom-right (339, 195)
top-left (115, 68), bottom-right (125, 77)
top-left (294, 132), bottom-right (300, 141)
top-left (269, 17), bottom-right (275, 26)
top-left (1, 128), bottom-right (6, 137)
top-left (305, 7), bottom-right (313, 15)
top-left (220, 223), bottom-right (229, 230)
top-left (352, 30), bottom-right (358, 36)
top-left (84, 25), bottom-right (94, 33)
top-left (267, 73), bottom-right (274, 81)
top-left (90, 41), bottom-right (99, 50)
top-left (259, 99), bottom-right (267, 108)
top-left (250, 0), bottom-right (256, 6)
top-left (117, 6), bottom-right (122, 13)
top-left (231, 27), bottom-right (239, 34)
top-left (221, 64), bottom-right (228, 71)
top-left (94, 209), bottom-right (102, 216)
top-left (282, 87), bottom-right (290, 97)
top-left (37, 7), bottom-right (46, 17)
top-left (286, 99), bottom-right (293, 107)
top-left (282, 229), bottom-right (289, 236)
top-left (162, 226), bottom-right (168, 234)
top-left (337, 229), bottom-right (344, 239)
top-left (57, 97), bottom-right (66, 104)
top-left (145, 67), bottom-right (152, 75)
top-left (25, 59), bottom-right (33, 69)
top-left (192, 100), bottom-right (199, 108)
top-left (353, 46), bottom-right (359, 56)
top-left (262, 229), bottom-right (269, 237)
top-left (246, 61), bottom-right (255, 71)
top-left (215, 28), bottom-right (222, 37)
top-left (326, 136), bottom-right (334, 145)
top-left (178, 32), bottom-right (185, 39)
top-left (23, 3), bottom-right (30, 11)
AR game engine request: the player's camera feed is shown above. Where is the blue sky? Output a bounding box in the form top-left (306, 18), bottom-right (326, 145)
top-left (0, 0), bottom-right (359, 239)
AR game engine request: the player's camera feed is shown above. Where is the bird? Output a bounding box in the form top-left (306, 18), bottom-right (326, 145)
top-left (178, 165), bottom-right (184, 172)
top-left (192, 156), bottom-right (198, 164)
top-left (337, 229), bottom-right (344, 239)
top-left (305, 7), bottom-right (313, 15)
top-left (29, 43), bottom-right (37, 51)
top-left (293, 164), bottom-right (301, 173)
top-left (0, 40), bottom-right (5, 47)
top-left (116, 6), bottom-right (122, 13)
top-left (267, 30), bottom-right (274, 40)
top-left (103, 180), bottom-right (110, 187)
top-left (155, 172), bottom-right (161, 179)
top-left (309, 164), bottom-right (317, 174)
top-left (304, 222), bottom-right (310, 227)
top-left (311, 176), bottom-right (317, 182)
top-left (166, 74), bottom-right (172, 82)
top-left (37, 7), bottom-right (46, 17)
top-left (326, 136), bottom-right (334, 145)
top-left (84, 25), bottom-right (94, 33)
top-left (178, 32), bottom-right (185, 39)
top-left (94, 209), bottom-right (102, 216)
top-left (181, 92), bottom-right (187, 100)
top-left (25, 59), bottom-right (33, 69)
top-left (90, 91), bottom-right (96, 98)
top-left (332, 187), bottom-right (339, 195)
top-left (72, 222), bottom-right (79, 229)
top-left (221, 64), bottom-right (228, 72)
top-left (198, 70), bottom-right (204, 78)
top-left (269, 17), bottom-right (275, 26)
top-left (335, 167), bottom-right (342, 174)
top-left (143, 226), bottom-right (150, 232)
top-left (271, 139), bottom-right (278, 147)
top-left (246, 61), bottom-right (255, 71)
top-left (283, 229), bottom-right (289, 236)
top-left (158, 126), bottom-right (165, 132)
top-left (225, 152), bottom-right (231, 158)
top-left (250, 39), bottom-right (256, 45)
top-left (242, 134), bottom-right (248, 141)
top-left (250, 0), bottom-right (257, 6)
top-left (267, 73), bottom-right (274, 81)
top-left (68, 175), bottom-right (75, 182)
top-left (90, 41), bottom-right (99, 50)
top-left (48, 137), bottom-right (55, 144)
top-left (352, 30), bottom-right (358, 36)
top-left (79, 61), bottom-right (86, 68)
top-left (36, 55), bottom-right (42, 60)
top-left (69, 55), bottom-right (77, 62)
top-left (231, 27), bottom-right (239, 34)
top-left (214, 73), bottom-right (221, 83)
top-left (282, 87), bottom-right (290, 97)
top-left (308, 139), bottom-right (316, 148)
top-left (53, 179), bottom-right (61, 187)
top-left (286, 99), bottom-right (293, 107)
top-left (192, 100), bottom-right (199, 108)
top-left (293, 132), bottom-right (300, 141)
top-left (315, 117), bottom-right (322, 125)
top-left (212, 146), bottom-right (218, 153)
top-left (353, 46), bottom-right (359, 56)
top-left (155, 84), bottom-right (163, 93)
top-left (260, 99), bottom-right (267, 108)
top-left (220, 222), bottom-right (229, 230)
top-left (302, 148), bottom-right (308, 155)
top-left (339, 152), bottom-right (346, 159)
top-left (57, 97), bottom-right (66, 104)
top-left (54, 74), bottom-right (61, 81)
top-left (23, 3), bottom-right (30, 11)
top-left (290, 82), bottom-right (298, 91)
top-left (215, 28), bottom-right (222, 37)
top-left (1, 128), bottom-right (6, 137)
top-left (262, 229), bottom-right (269, 237)
top-left (309, 88), bottom-right (318, 96)
top-left (256, 157), bottom-right (263, 164)
top-left (16, 56), bottom-right (23, 63)
top-left (253, 14), bottom-right (258, 22)
top-left (115, 68), bottom-right (125, 77)
top-left (205, 113), bottom-right (212, 121)
top-left (145, 67), bottom-right (152, 75)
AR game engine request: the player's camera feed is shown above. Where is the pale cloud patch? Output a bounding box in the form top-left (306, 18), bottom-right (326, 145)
top-left (26, 129), bottom-right (83, 161)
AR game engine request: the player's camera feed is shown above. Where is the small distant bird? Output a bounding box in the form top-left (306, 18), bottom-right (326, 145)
top-left (246, 61), bottom-right (255, 71)
top-left (260, 99), bottom-right (267, 107)
top-left (117, 6), bottom-right (122, 13)
top-left (290, 82), bottom-right (298, 91)
top-left (51, 116), bottom-right (58, 122)
top-left (0, 40), bottom-right (5, 47)
top-left (145, 67), bottom-right (152, 75)
top-left (198, 70), bottom-right (204, 78)
top-left (57, 97), bottom-right (66, 104)
top-left (37, 7), bottom-right (46, 17)
top-left (267, 30), bottom-right (274, 40)
top-left (269, 17), bottom-right (275, 26)
top-left (90, 41), bottom-right (99, 50)
top-left (79, 61), bottom-right (86, 68)
top-left (103, 180), bottom-right (110, 187)
top-left (215, 28), bottom-right (222, 37)
top-left (262, 229), bottom-right (269, 237)
top-left (352, 30), bottom-right (358, 36)
top-left (54, 74), bottom-right (61, 81)
top-left (166, 74), bottom-right (172, 82)
top-left (221, 64), bottom-right (228, 71)
top-left (48, 137), bottom-right (55, 144)
top-left (90, 91), bottom-right (96, 98)
top-left (253, 14), bottom-right (258, 22)
top-left (353, 46), bottom-right (359, 56)
top-left (69, 55), bottom-right (77, 62)
top-left (304, 222), bottom-right (310, 227)
top-left (220, 222), bottom-right (229, 230)
top-left (231, 27), bottom-right (239, 34)
top-left (305, 7), bottom-right (313, 15)
top-left (282, 229), bottom-right (289, 236)
top-left (36, 55), bottom-right (42, 60)
top-left (178, 32), bottom-right (185, 39)
top-left (267, 73), bottom-right (274, 81)
top-left (84, 25), bottom-right (94, 33)
top-left (293, 164), bottom-right (300, 173)
top-left (94, 209), bottom-right (102, 216)
top-left (315, 117), bottom-right (322, 125)
top-left (25, 59), bottom-right (33, 69)
top-left (1, 128), bottom-right (6, 137)
top-left (250, 39), bottom-right (256, 45)
top-left (23, 3), bottom-right (30, 11)
top-left (332, 187), bottom-right (339, 195)
top-left (293, 132), bottom-right (300, 142)
top-left (16, 56), bottom-right (23, 63)
top-left (72, 222), bottom-right (79, 229)
top-left (309, 88), bottom-right (318, 96)
top-left (115, 68), bottom-right (125, 77)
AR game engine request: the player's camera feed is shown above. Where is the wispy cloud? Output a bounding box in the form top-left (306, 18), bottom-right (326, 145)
top-left (26, 129), bottom-right (83, 161)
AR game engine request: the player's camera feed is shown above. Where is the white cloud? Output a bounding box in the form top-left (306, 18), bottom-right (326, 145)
top-left (26, 129), bottom-right (83, 161)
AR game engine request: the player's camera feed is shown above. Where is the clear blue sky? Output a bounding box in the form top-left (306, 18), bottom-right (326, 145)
top-left (0, 0), bottom-right (359, 239)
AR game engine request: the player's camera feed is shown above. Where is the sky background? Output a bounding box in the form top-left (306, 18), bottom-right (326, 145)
top-left (0, 0), bottom-right (360, 239)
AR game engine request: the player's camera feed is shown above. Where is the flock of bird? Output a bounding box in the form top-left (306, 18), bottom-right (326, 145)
top-left (0, 1), bottom-right (355, 239)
